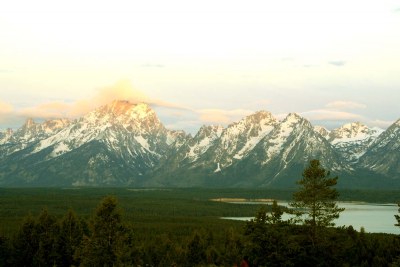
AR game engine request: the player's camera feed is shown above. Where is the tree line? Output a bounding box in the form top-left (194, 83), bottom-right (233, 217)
top-left (1, 159), bottom-right (400, 266)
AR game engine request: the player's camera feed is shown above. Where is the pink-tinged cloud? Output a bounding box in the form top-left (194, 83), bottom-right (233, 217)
top-left (0, 100), bottom-right (16, 124)
top-left (325, 101), bottom-right (366, 110)
top-left (68, 80), bottom-right (151, 117)
top-left (300, 109), bottom-right (364, 122)
top-left (0, 100), bottom-right (13, 114)
top-left (19, 101), bottom-right (71, 119)
top-left (67, 80), bottom-right (190, 117)
top-left (8, 80), bottom-right (189, 121)
top-left (198, 108), bottom-right (254, 125)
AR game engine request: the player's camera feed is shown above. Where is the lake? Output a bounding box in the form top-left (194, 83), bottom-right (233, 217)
top-left (223, 201), bottom-right (400, 234)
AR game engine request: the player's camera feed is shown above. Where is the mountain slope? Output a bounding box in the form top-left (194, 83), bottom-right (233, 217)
top-left (359, 119), bottom-right (400, 177)
top-left (328, 122), bottom-right (383, 163)
top-left (229, 113), bottom-right (350, 187)
top-left (149, 111), bottom-right (278, 186)
top-left (0, 118), bottom-right (71, 159)
top-left (0, 101), bottom-right (187, 186)
top-left (210, 111), bottom-right (278, 169)
top-left (314, 126), bottom-right (330, 138)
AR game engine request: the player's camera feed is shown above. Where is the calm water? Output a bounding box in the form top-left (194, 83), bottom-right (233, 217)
top-left (223, 201), bottom-right (400, 234)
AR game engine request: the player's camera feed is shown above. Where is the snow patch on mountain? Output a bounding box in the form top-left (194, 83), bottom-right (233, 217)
top-left (328, 122), bottom-right (383, 162)
top-left (314, 126), bottom-right (330, 138)
top-left (263, 113), bottom-right (302, 160)
top-left (216, 111), bottom-right (278, 166)
top-left (186, 125), bottom-right (224, 162)
top-left (135, 136), bottom-right (150, 151)
top-left (51, 142), bottom-right (71, 157)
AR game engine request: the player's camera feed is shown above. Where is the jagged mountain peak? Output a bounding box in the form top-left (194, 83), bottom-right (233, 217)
top-left (246, 110), bottom-right (275, 121)
top-left (106, 100), bottom-right (137, 115)
top-left (96, 100), bottom-right (154, 119)
top-left (225, 110), bottom-right (277, 134)
top-left (337, 121), bottom-right (368, 134)
top-left (17, 118), bottom-right (71, 139)
top-left (328, 122), bottom-right (383, 144)
top-left (197, 125), bottom-right (224, 138)
top-left (0, 128), bottom-right (13, 145)
top-left (280, 113), bottom-right (311, 130)
top-left (42, 119), bottom-right (71, 130)
top-left (211, 110), bottom-right (278, 165)
top-left (81, 100), bottom-right (161, 133)
top-left (22, 118), bottom-right (36, 129)
top-left (282, 113), bottom-right (307, 124)
top-left (326, 122), bottom-right (384, 163)
top-left (314, 126), bottom-right (330, 138)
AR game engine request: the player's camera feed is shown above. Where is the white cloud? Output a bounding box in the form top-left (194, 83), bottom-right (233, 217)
top-left (326, 101), bottom-right (367, 110)
top-left (300, 109), bottom-right (363, 122)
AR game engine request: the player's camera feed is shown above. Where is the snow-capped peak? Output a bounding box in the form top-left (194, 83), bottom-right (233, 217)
top-left (284, 112), bottom-right (303, 122)
top-left (31, 100), bottom-right (168, 159)
top-left (314, 126), bottom-right (330, 138)
top-left (184, 125), bottom-right (224, 162)
top-left (215, 110), bottom-right (278, 163)
top-left (328, 122), bottom-right (383, 145)
top-left (106, 100), bottom-right (137, 115)
top-left (279, 113), bottom-right (310, 132)
top-left (98, 100), bottom-right (154, 119)
top-left (327, 122), bottom-right (384, 163)
top-left (82, 101), bottom-right (159, 132)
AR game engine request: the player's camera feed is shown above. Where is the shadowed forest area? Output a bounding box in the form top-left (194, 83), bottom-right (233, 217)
top-left (1, 161), bottom-right (400, 266)
top-left (1, 195), bottom-right (400, 266)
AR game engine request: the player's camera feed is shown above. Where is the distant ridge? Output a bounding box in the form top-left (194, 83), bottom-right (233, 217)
top-left (0, 100), bottom-right (399, 188)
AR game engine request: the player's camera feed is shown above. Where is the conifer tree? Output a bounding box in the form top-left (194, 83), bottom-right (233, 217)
top-left (0, 235), bottom-right (10, 266)
top-left (34, 208), bottom-right (60, 266)
top-left (58, 209), bottom-right (87, 267)
top-left (186, 231), bottom-right (207, 266)
top-left (290, 159), bottom-right (344, 245)
top-left (13, 214), bottom-right (37, 266)
top-left (79, 196), bottom-right (134, 267)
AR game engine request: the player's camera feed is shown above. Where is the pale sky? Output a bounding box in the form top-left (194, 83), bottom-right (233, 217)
top-left (1, 0), bottom-right (399, 134)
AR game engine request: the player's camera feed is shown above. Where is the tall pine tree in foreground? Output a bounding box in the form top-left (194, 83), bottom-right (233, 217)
top-left (79, 196), bottom-right (134, 266)
top-left (290, 159), bottom-right (344, 246)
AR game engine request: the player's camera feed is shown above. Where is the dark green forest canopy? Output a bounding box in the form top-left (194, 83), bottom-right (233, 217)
top-left (0, 185), bottom-right (400, 266)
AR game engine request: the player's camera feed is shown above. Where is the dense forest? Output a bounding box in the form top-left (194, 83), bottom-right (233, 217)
top-left (1, 195), bottom-right (400, 266)
top-left (1, 161), bottom-right (400, 266)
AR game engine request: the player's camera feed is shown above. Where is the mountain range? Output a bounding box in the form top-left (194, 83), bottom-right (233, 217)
top-left (0, 100), bottom-right (399, 188)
